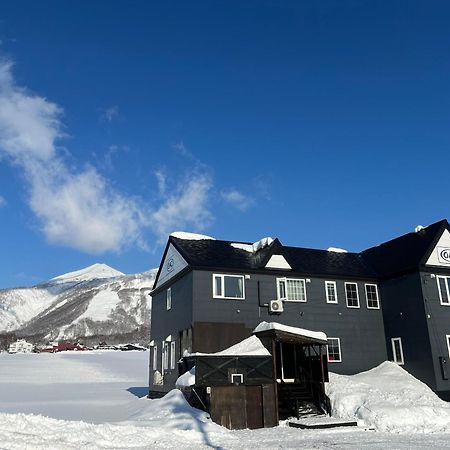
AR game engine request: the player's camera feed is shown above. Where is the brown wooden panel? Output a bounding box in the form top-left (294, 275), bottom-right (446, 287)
top-left (245, 386), bottom-right (263, 429)
top-left (210, 386), bottom-right (247, 429)
top-left (193, 322), bottom-right (251, 353)
top-left (262, 384), bottom-right (278, 427)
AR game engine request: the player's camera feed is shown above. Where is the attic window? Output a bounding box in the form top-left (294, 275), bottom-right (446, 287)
top-left (213, 274), bottom-right (245, 299)
top-left (437, 276), bottom-right (450, 306)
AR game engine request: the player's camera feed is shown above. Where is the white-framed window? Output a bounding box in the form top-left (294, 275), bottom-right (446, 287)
top-left (162, 341), bottom-right (169, 372)
top-left (365, 284), bottom-right (380, 309)
top-left (345, 282), bottom-right (360, 308)
top-left (277, 278), bottom-right (307, 302)
top-left (170, 341), bottom-right (176, 370)
top-left (391, 337), bottom-right (404, 365)
top-left (436, 276), bottom-right (450, 306)
top-left (166, 288), bottom-right (172, 310)
top-left (153, 345), bottom-right (158, 370)
top-left (325, 281), bottom-right (338, 304)
top-left (213, 274), bottom-right (245, 299)
top-left (327, 338), bottom-right (342, 362)
top-left (446, 335), bottom-right (450, 359)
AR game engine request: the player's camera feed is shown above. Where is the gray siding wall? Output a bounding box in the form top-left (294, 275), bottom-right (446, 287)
top-left (378, 273), bottom-right (436, 389)
top-left (192, 269), bottom-right (387, 375)
top-left (149, 272), bottom-right (193, 392)
top-left (420, 271), bottom-right (450, 393)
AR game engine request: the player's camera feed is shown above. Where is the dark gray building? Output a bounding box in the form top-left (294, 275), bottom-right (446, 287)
top-left (149, 234), bottom-right (388, 395)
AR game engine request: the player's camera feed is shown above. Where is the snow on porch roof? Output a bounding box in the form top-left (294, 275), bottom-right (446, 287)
top-left (253, 321), bottom-right (328, 344)
top-left (187, 335), bottom-right (270, 357)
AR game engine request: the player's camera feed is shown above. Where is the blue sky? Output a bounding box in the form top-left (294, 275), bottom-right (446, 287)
top-left (0, 1), bottom-right (449, 287)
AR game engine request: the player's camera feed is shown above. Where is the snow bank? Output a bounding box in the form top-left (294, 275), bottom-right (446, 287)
top-left (327, 247), bottom-right (348, 253)
top-left (170, 231), bottom-right (215, 240)
top-left (176, 367), bottom-right (196, 388)
top-left (253, 321), bottom-right (327, 342)
top-left (327, 361), bottom-right (450, 433)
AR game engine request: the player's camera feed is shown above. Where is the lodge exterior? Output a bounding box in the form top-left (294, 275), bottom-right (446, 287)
top-left (149, 219), bottom-right (450, 426)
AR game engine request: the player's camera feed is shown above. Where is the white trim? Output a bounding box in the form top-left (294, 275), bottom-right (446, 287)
top-left (436, 276), bottom-right (450, 306)
top-left (170, 341), bottom-right (176, 370)
top-left (365, 283), bottom-right (380, 309)
top-left (153, 345), bottom-right (158, 370)
top-left (212, 274), bottom-right (245, 300)
top-left (327, 337), bottom-right (342, 363)
top-left (325, 281), bottom-right (338, 304)
top-left (391, 337), bottom-right (404, 365)
top-left (344, 282), bottom-right (360, 308)
top-left (446, 335), bottom-right (450, 359)
top-left (166, 287), bottom-right (172, 310)
top-left (231, 373), bottom-right (244, 384)
top-left (276, 277), bottom-right (307, 302)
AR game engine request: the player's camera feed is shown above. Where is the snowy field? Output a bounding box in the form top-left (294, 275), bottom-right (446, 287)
top-left (0, 352), bottom-right (450, 449)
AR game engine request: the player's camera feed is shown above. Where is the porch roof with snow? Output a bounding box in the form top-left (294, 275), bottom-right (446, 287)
top-left (253, 322), bottom-right (328, 346)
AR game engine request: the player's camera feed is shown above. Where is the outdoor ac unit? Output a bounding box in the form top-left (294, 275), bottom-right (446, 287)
top-left (269, 299), bottom-right (284, 314)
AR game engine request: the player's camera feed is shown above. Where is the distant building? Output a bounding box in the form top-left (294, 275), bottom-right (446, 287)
top-left (8, 339), bottom-right (33, 354)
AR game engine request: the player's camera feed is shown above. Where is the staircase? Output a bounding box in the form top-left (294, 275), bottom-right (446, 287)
top-left (277, 383), bottom-right (325, 420)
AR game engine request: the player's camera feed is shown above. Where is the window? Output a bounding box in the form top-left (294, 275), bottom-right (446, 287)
top-left (325, 281), bottom-right (338, 304)
top-left (345, 282), bottom-right (360, 308)
top-left (437, 276), bottom-right (450, 305)
top-left (153, 345), bottom-right (158, 370)
top-left (391, 337), bottom-right (404, 365)
top-left (327, 338), bottom-right (342, 362)
top-left (213, 274), bottom-right (245, 299)
top-left (170, 341), bottom-right (176, 370)
top-left (277, 278), bottom-right (307, 302)
top-left (166, 288), bottom-right (172, 310)
top-left (446, 335), bottom-right (450, 359)
top-left (162, 341), bottom-right (169, 372)
top-left (365, 284), bottom-right (380, 309)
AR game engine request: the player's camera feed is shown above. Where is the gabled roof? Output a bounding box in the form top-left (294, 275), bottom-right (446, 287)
top-left (361, 219), bottom-right (448, 278)
top-left (169, 236), bottom-right (377, 279)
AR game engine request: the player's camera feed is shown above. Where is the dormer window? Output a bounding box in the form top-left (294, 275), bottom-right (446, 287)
top-left (213, 274), bottom-right (245, 299)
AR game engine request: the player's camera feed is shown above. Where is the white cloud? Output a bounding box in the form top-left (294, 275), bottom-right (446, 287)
top-left (0, 195), bottom-right (6, 207)
top-left (0, 60), bottom-right (146, 253)
top-left (0, 60), bottom-right (215, 253)
top-left (151, 174), bottom-right (213, 243)
top-left (100, 105), bottom-right (119, 122)
top-left (221, 189), bottom-right (254, 211)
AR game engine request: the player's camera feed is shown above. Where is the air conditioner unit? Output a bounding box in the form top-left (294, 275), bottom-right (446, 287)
top-left (269, 299), bottom-right (284, 314)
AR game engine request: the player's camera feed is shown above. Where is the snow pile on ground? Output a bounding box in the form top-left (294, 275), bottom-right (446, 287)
top-left (170, 232), bottom-right (215, 240)
top-left (254, 321), bottom-right (327, 342)
top-left (327, 361), bottom-right (450, 433)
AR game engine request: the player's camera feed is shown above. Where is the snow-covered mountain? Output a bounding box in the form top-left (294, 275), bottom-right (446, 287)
top-left (0, 264), bottom-right (156, 346)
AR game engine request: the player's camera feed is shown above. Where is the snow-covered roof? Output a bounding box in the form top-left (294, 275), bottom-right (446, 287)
top-left (175, 366), bottom-right (196, 388)
top-left (327, 247), bottom-right (348, 253)
top-left (187, 335), bottom-right (270, 357)
top-left (230, 237), bottom-right (274, 253)
top-left (170, 232), bottom-right (215, 241)
top-left (253, 321), bottom-right (327, 342)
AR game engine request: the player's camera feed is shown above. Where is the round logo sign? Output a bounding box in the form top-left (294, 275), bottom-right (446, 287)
top-left (440, 248), bottom-right (450, 263)
top-left (166, 257), bottom-right (175, 272)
